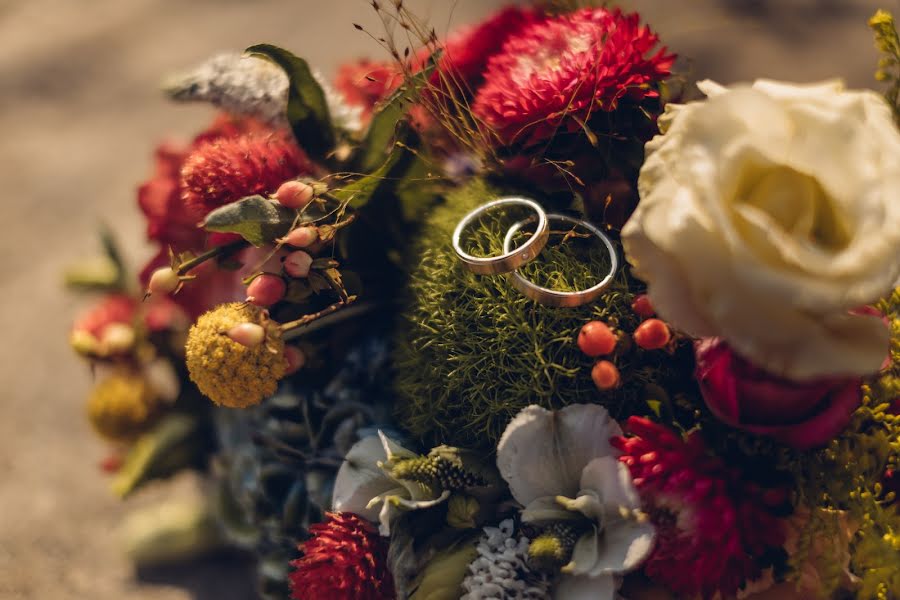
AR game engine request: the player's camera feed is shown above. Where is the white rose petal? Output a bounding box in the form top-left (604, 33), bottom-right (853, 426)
top-left (623, 79), bottom-right (900, 379)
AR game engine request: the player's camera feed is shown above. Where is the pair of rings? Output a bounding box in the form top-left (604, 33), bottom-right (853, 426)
top-left (451, 197), bottom-right (619, 308)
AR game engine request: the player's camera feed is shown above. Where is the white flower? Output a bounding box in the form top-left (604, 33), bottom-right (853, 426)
top-left (331, 431), bottom-right (449, 536)
top-left (497, 405), bottom-right (654, 600)
top-left (622, 79), bottom-right (900, 380)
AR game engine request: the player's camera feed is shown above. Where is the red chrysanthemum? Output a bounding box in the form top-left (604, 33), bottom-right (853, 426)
top-left (72, 295), bottom-right (137, 339)
top-left (180, 131), bottom-right (312, 220)
top-left (430, 6), bottom-right (542, 94)
top-left (289, 512), bottom-right (394, 600)
top-left (612, 417), bottom-right (786, 600)
top-left (334, 59), bottom-right (403, 119)
top-left (472, 8), bottom-right (675, 146)
top-left (138, 114), bottom-right (268, 252)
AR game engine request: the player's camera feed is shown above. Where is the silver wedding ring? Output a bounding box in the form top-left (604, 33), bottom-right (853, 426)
top-left (503, 213), bottom-right (618, 308)
top-left (452, 197), bottom-right (549, 275)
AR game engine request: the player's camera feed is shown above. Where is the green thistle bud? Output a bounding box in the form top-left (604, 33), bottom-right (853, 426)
top-left (527, 524), bottom-right (578, 572)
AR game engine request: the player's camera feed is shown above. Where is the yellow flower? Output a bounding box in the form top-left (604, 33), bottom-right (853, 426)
top-left (185, 302), bottom-right (285, 408)
top-left (87, 371), bottom-right (159, 442)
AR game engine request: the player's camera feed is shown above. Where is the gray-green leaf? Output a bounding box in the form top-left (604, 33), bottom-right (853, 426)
top-left (202, 195), bottom-right (297, 246)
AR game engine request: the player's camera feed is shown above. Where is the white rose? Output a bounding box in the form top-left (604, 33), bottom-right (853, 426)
top-left (622, 79), bottom-right (900, 380)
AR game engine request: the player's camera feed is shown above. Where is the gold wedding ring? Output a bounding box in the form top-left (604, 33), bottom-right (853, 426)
top-left (503, 213), bottom-right (618, 308)
top-left (452, 197), bottom-right (549, 275)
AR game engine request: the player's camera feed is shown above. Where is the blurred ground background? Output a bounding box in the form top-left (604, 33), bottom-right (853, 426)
top-left (0, 0), bottom-right (894, 598)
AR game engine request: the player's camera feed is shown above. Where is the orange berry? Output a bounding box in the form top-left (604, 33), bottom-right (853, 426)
top-left (631, 294), bottom-right (655, 318)
top-left (578, 321), bottom-right (617, 356)
top-left (634, 318), bottom-right (671, 350)
top-left (591, 360), bottom-right (620, 390)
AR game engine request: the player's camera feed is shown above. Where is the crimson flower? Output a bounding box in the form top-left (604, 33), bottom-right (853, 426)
top-left (138, 114), bottom-right (268, 253)
top-left (695, 338), bottom-right (863, 450)
top-left (180, 131), bottom-right (312, 220)
top-left (612, 417), bottom-right (786, 600)
top-left (289, 512), bottom-right (394, 600)
top-left (72, 295), bottom-right (137, 339)
top-left (472, 7), bottom-right (674, 146)
top-left (334, 59), bottom-right (403, 120)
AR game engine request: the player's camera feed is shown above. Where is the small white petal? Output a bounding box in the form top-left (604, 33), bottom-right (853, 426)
top-left (331, 436), bottom-right (394, 522)
top-left (579, 457), bottom-right (642, 512)
top-left (497, 404), bottom-right (622, 505)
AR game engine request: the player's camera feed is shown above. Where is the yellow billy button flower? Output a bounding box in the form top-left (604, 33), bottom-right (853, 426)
top-left (87, 371), bottom-right (160, 442)
top-left (185, 302), bottom-right (286, 408)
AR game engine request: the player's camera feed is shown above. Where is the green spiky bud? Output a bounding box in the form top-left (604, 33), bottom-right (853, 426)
top-left (528, 524), bottom-right (578, 572)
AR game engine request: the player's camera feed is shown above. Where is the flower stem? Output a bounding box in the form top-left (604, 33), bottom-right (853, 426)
top-left (176, 239), bottom-right (248, 276)
top-left (279, 296), bottom-right (358, 335)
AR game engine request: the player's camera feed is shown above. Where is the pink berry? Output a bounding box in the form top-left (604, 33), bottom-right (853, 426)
top-left (148, 267), bottom-right (180, 295)
top-left (274, 180), bottom-right (315, 209)
top-left (284, 250), bottom-right (314, 278)
top-left (284, 346), bottom-right (306, 374)
top-left (227, 323), bottom-right (266, 348)
top-left (631, 294), bottom-right (655, 318)
top-left (577, 321), bottom-right (617, 357)
top-left (246, 274), bottom-right (286, 307)
top-left (634, 318), bottom-right (671, 350)
top-left (591, 360), bottom-right (620, 391)
top-left (282, 226), bottom-right (318, 248)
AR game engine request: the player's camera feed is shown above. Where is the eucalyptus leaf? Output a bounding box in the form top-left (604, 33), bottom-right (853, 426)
top-left (357, 50), bottom-right (441, 173)
top-left (245, 44), bottom-right (335, 160)
top-left (202, 195), bottom-right (297, 246)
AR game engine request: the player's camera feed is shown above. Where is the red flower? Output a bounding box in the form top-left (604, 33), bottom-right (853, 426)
top-left (430, 6), bottom-right (542, 94)
top-left (612, 417), bottom-right (786, 600)
top-left (334, 59), bottom-right (403, 120)
top-left (289, 512), bottom-right (394, 600)
top-left (138, 115), bottom-right (268, 252)
top-left (72, 295), bottom-right (137, 339)
top-left (472, 8), bottom-right (674, 146)
top-left (695, 338), bottom-right (862, 450)
top-left (180, 131), bottom-right (312, 220)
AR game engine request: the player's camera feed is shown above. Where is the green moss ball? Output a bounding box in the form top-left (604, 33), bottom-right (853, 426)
top-left (394, 179), bottom-right (669, 449)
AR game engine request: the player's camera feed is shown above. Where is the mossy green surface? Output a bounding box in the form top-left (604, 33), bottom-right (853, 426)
top-left (394, 179), bottom-right (694, 449)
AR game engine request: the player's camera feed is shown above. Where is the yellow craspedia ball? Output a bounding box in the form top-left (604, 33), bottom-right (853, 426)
top-left (87, 371), bottom-right (159, 442)
top-left (184, 302), bottom-right (286, 408)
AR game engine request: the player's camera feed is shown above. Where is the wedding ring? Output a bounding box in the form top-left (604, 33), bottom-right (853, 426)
top-left (452, 197), bottom-right (549, 275)
top-left (503, 213), bottom-right (618, 308)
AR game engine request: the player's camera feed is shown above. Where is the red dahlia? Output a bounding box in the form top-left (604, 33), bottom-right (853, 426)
top-left (612, 417), bottom-right (786, 600)
top-left (180, 131), bottom-right (312, 220)
top-left (289, 512), bottom-right (395, 600)
top-left (138, 114), bottom-right (267, 252)
top-left (472, 8), bottom-right (674, 146)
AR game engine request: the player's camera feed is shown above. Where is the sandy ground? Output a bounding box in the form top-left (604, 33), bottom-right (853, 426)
top-left (0, 0), bottom-right (893, 598)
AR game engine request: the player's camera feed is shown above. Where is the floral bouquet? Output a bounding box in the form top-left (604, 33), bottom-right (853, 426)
top-left (66, 2), bottom-right (900, 599)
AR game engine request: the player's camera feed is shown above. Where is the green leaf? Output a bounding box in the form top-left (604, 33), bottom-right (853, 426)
top-left (111, 415), bottom-right (202, 499)
top-left (202, 195), bottom-right (297, 246)
top-left (245, 44), bottom-right (335, 160)
top-left (64, 226), bottom-right (128, 292)
top-left (357, 50), bottom-right (441, 173)
top-left (330, 141), bottom-right (405, 209)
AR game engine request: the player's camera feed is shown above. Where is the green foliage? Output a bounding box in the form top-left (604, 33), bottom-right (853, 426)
top-left (245, 44), bottom-right (335, 161)
top-left (870, 10), bottom-right (900, 124)
top-left (64, 226), bottom-right (128, 292)
top-left (202, 195), bottom-right (297, 246)
top-left (356, 51), bottom-right (440, 173)
top-left (394, 178), bottom-right (695, 449)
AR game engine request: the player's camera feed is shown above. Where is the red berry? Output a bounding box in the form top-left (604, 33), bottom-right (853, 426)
top-left (591, 360), bottom-right (620, 390)
top-left (285, 346), bottom-right (307, 374)
top-left (148, 267), bottom-right (180, 295)
top-left (634, 318), bottom-right (671, 350)
top-left (274, 180), bottom-right (315, 209)
top-left (247, 274), bottom-right (286, 307)
top-left (578, 321), bottom-right (617, 356)
top-left (631, 294), bottom-right (655, 318)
